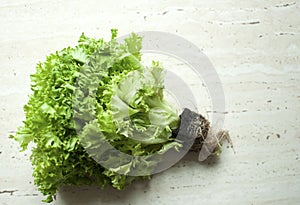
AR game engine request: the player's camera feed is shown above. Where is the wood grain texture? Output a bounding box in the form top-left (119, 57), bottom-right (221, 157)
top-left (1, 0), bottom-right (299, 204)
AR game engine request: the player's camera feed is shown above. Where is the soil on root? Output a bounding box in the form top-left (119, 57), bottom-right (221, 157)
top-left (173, 108), bottom-right (231, 161)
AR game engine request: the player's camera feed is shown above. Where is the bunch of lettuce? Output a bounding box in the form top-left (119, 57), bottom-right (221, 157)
top-left (11, 30), bottom-right (181, 202)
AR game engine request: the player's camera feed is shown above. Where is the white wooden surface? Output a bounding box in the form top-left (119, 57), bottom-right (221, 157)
top-left (1, 0), bottom-right (300, 204)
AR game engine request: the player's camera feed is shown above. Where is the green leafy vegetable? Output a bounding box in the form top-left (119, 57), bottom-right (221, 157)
top-left (10, 30), bottom-right (181, 202)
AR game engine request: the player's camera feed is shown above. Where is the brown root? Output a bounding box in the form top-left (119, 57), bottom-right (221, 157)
top-left (198, 129), bottom-right (231, 161)
top-left (176, 108), bottom-right (232, 161)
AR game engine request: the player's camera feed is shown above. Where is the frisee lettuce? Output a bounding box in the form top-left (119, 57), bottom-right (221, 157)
top-left (10, 30), bottom-right (181, 203)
